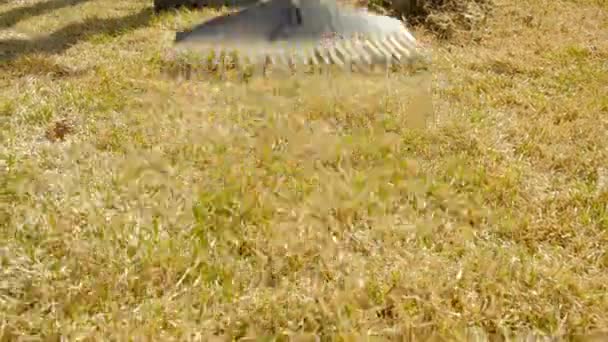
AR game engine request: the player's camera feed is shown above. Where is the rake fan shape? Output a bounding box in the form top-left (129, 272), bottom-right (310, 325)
top-left (167, 0), bottom-right (427, 77)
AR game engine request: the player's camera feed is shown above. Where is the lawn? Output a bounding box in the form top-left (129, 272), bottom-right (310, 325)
top-left (1, 0), bottom-right (607, 340)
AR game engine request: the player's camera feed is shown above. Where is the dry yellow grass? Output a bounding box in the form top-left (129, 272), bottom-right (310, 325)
top-left (1, 0), bottom-right (607, 340)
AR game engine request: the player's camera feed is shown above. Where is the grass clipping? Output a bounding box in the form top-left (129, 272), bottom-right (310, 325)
top-left (368, 0), bottom-right (493, 38)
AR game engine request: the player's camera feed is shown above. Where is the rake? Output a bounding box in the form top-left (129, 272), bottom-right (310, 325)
top-left (162, 0), bottom-right (429, 80)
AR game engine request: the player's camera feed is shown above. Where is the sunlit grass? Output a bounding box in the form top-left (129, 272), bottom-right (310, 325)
top-left (1, 0), bottom-right (607, 340)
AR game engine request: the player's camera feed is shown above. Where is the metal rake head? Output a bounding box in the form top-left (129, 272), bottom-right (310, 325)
top-left (162, 0), bottom-right (430, 79)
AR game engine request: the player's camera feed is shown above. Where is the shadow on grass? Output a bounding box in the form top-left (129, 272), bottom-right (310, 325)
top-left (0, 0), bottom-right (93, 28)
top-left (0, 8), bottom-right (153, 63)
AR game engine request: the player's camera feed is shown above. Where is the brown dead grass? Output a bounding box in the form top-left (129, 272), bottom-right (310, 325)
top-left (1, 0), bottom-right (608, 340)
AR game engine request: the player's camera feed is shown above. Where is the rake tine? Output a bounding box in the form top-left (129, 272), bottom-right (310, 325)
top-left (335, 40), bottom-right (354, 72)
